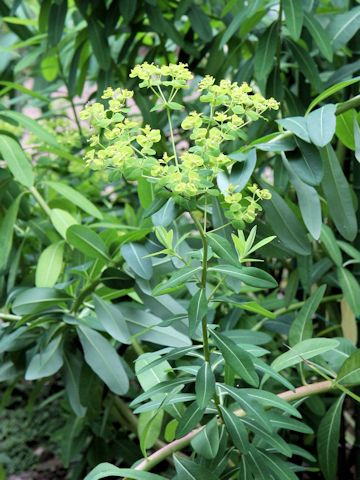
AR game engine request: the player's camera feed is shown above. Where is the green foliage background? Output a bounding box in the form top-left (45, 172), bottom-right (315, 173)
top-left (1, 0), bottom-right (360, 479)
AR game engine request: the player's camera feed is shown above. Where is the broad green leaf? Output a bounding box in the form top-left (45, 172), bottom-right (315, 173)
top-left (67, 225), bottom-right (109, 261)
top-left (218, 384), bottom-right (272, 433)
top-left (240, 389), bottom-right (301, 418)
top-left (0, 194), bottom-right (22, 274)
top-left (253, 448), bottom-right (299, 480)
top-left (337, 349), bottom-right (360, 385)
top-left (46, 181), bottom-right (103, 219)
top-left (25, 336), bottom-right (63, 380)
top-left (152, 265), bottom-right (201, 295)
top-left (189, 288), bottom-right (208, 337)
top-left (272, 338), bottom-right (339, 371)
top-left (292, 138), bottom-right (323, 186)
top-left (207, 232), bottom-right (239, 267)
top-left (289, 285), bottom-right (326, 346)
top-left (219, 405), bottom-right (249, 453)
top-left (254, 21), bottom-right (278, 80)
top-left (317, 395), bottom-right (345, 480)
top-left (307, 76), bottom-right (360, 113)
top-left (306, 104), bottom-right (336, 147)
top-left (196, 362), bottom-right (215, 408)
top-left (121, 243), bottom-right (153, 280)
top-left (50, 208), bottom-right (78, 239)
top-left (176, 401), bottom-right (205, 438)
top-left (77, 325), bottom-right (129, 395)
top-left (241, 416), bottom-right (292, 456)
top-left (0, 111), bottom-right (58, 147)
top-left (209, 264), bottom-right (277, 289)
top-left (41, 53), bottom-right (59, 82)
top-left (277, 116), bottom-right (310, 142)
top-left (152, 198), bottom-right (176, 227)
top-left (337, 267), bottom-right (360, 316)
top-left (328, 6), bottom-right (360, 49)
top-left (336, 109), bottom-right (356, 150)
top-left (321, 224), bottom-right (343, 266)
top-left (283, 0), bottom-right (303, 40)
top-left (35, 241), bottom-right (64, 287)
top-left (63, 351), bottom-right (87, 417)
top-left (341, 299), bottom-right (358, 345)
top-left (84, 463), bottom-right (167, 480)
top-left (261, 186), bottom-right (311, 255)
top-left (135, 352), bottom-right (172, 394)
top-left (130, 378), bottom-right (193, 407)
top-left (303, 12), bottom-right (333, 61)
top-left (191, 418), bottom-right (219, 459)
top-left (93, 295), bottom-right (131, 344)
top-left (268, 411), bottom-right (313, 434)
top-left (321, 145), bottom-right (357, 241)
top-left (229, 148), bottom-right (257, 191)
top-left (138, 410), bottom-right (164, 455)
top-left (188, 4), bottom-right (213, 42)
top-left (12, 287), bottom-right (70, 315)
top-left (337, 240), bottom-right (360, 263)
top-left (210, 330), bottom-right (258, 387)
top-left (174, 456), bottom-right (218, 480)
top-left (0, 135), bottom-right (34, 187)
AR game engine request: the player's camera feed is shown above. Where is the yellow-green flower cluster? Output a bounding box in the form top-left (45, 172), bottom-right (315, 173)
top-left (223, 183), bottom-right (272, 227)
top-left (80, 63), bottom-right (278, 227)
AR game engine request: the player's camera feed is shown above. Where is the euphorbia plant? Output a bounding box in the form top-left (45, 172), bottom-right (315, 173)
top-left (79, 64), bottom-right (358, 479)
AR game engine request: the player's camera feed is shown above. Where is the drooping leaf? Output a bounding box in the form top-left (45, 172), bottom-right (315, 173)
top-left (67, 225), bottom-right (109, 261)
top-left (195, 361), bottom-right (215, 408)
top-left (340, 299), bottom-right (358, 345)
top-left (283, 0), bottom-right (303, 40)
top-left (121, 242), bottom-right (153, 280)
top-left (12, 287), bottom-right (71, 315)
top-left (50, 208), bottom-right (79, 239)
top-left (191, 418), bottom-right (219, 459)
top-left (0, 134), bottom-right (34, 187)
top-left (207, 233), bottom-right (239, 267)
top-left (317, 395), bottom-right (345, 480)
top-left (63, 351), bottom-right (87, 417)
top-left (254, 21), bottom-right (278, 81)
top-left (218, 405), bottom-right (249, 453)
top-left (25, 336), bottom-right (63, 380)
top-left (189, 288), bottom-right (208, 337)
top-left (303, 12), bottom-right (333, 61)
top-left (0, 194), bottom-right (22, 274)
top-left (93, 294), bottom-right (131, 344)
top-left (328, 6), bottom-right (360, 50)
top-left (337, 267), bottom-right (360, 316)
top-left (306, 104), bottom-right (336, 147)
top-left (277, 116), bottom-right (310, 142)
top-left (321, 224), bottom-right (343, 266)
top-left (176, 401), bottom-right (205, 438)
top-left (337, 349), bottom-right (360, 385)
top-left (209, 264), bottom-right (277, 289)
top-left (35, 241), bottom-right (64, 287)
top-left (173, 455), bottom-right (218, 480)
top-left (77, 326), bottom-right (129, 395)
top-left (84, 463), bottom-right (167, 480)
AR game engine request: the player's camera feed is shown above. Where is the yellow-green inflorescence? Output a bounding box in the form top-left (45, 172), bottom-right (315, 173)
top-left (80, 62), bottom-right (279, 227)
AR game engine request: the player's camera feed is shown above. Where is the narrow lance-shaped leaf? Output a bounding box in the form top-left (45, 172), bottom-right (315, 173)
top-left (84, 463), bottom-right (168, 480)
top-left (283, 0), bottom-right (304, 40)
top-left (303, 12), bottom-right (333, 61)
top-left (25, 336), bottom-right (63, 380)
top-left (209, 264), bottom-right (277, 289)
top-left (188, 289), bottom-right (208, 337)
top-left (152, 265), bottom-right (201, 295)
top-left (93, 294), bottom-right (131, 344)
top-left (289, 285), bottom-right (326, 346)
top-left (196, 362), bottom-right (215, 408)
top-left (210, 330), bottom-right (258, 387)
top-left (35, 241), bottom-right (64, 288)
top-left (191, 418), bottom-right (219, 459)
top-left (0, 134), bottom-right (34, 187)
top-left (337, 267), bottom-right (360, 316)
top-left (218, 405), bottom-right (249, 453)
top-left (0, 194), bottom-right (22, 274)
top-left (337, 349), bottom-right (360, 386)
top-left (317, 395), bottom-right (345, 480)
top-left (66, 225), bottom-right (109, 261)
top-left (254, 21), bottom-right (278, 81)
top-left (176, 401), bottom-right (205, 438)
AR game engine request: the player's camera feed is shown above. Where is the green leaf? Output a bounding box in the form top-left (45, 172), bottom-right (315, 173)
top-left (306, 104), bottom-right (336, 147)
top-left (173, 456), bottom-right (218, 480)
top-left (152, 198), bottom-right (176, 227)
top-left (0, 194), bottom-right (22, 274)
top-left (0, 134), bottom-right (34, 187)
top-left (321, 224), bottom-right (343, 266)
top-left (321, 145), bottom-right (357, 241)
top-left (328, 6), bottom-right (360, 50)
top-left (218, 384), bottom-right (272, 433)
top-left (303, 12), bottom-right (333, 61)
top-left (121, 242), bottom-right (153, 280)
top-left (77, 325), bottom-right (129, 395)
top-left (191, 418), bottom-right (219, 459)
top-left (35, 241), bottom-right (64, 287)
top-left (209, 265), bottom-right (277, 289)
top-left (289, 285), bottom-right (326, 346)
top-left (93, 294), bottom-right (131, 344)
top-left (210, 330), bottom-right (258, 387)
top-left (196, 361), bottom-right (215, 408)
top-left (0, 80), bottom-right (48, 102)
top-left (337, 267), bottom-right (360, 316)
top-left (337, 349), bottom-right (360, 385)
top-left (307, 76), bottom-right (360, 113)
top-left (219, 0), bottom-right (261, 48)
top-left (152, 266), bottom-right (201, 295)
top-left (188, 4), bottom-right (213, 42)
top-left (283, 0), bottom-right (303, 40)
top-left (84, 463), bottom-right (167, 480)
top-left (63, 351), bottom-right (87, 417)
top-left (268, 411), bottom-right (313, 434)
top-left (336, 109), bottom-right (356, 150)
top-left (292, 138), bottom-right (323, 186)
top-left (41, 53), bottom-right (59, 82)
top-left (254, 21), bottom-right (278, 80)
top-left (46, 181), bottom-right (103, 219)
top-left (139, 410), bottom-right (164, 455)
top-left (50, 208), bottom-right (79, 239)
top-left (277, 116), bottom-right (310, 142)
top-left (317, 395), bottom-right (345, 480)
top-left (189, 289), bottom-right (208, 337)
top-left (0, 111), bottom-right (58, 147)
top-left (240, 389), bottom-right (301, 418)
top-left (207, 232), bottom-right (239, 267)
top-left (67, 225), bottom-right (109, 261)
top-left (12, 287), bottom-right (71, 315)
top-left (229, 148), bottom-right (257, 191)
top-left (241, 416), bottom-right (292, 456)
top-left (354, 115), bottom-right (360, 162)
top-left (176, 401), bottom-right (205, 438)
top-left (253, 448), bottom-right (299, 480)
top-left (261, 185), bottom-right (311, 255)
top-left (338, 241), bottom-right (360, 263)
top-left (288, 40), bottom-right (322, 92)
top-left (87, 18), bottom-right (111, 70)
top-left (25, 336), bottom-right (63, 380)
top-left (218, 405), bottom-right (249, 453)
top-left (272, 338), bottom-right (339, 371)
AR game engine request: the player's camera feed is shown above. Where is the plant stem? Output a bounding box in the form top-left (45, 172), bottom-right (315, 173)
top-left (29, 186), bottom-right (52, 217)
top-left (274, 294), bottom-right (342, 316)
top-left (0, 313), bottom-right (21, 321)
top-left (134, 380), bottom-right (335, 472)
top-left (71, 277), bottom-right (102, 313)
